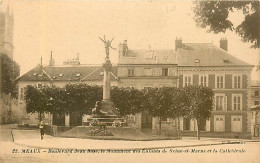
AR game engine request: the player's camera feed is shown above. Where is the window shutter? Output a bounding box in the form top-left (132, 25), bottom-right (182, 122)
top-left (168, 68), bottom-right (171, 76)
top-left (239, 95), bottom-right (242, 110)
top-left (215, 76), bottom-right (217, 89)
top-left (224, 96), bottom-right (227, 110)
top-left (213, 96), bottom-right (216, 110)
top-left (232, 75), bottom-right (234, 88)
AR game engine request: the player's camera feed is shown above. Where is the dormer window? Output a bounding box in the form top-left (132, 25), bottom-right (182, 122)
top-left (33, 73), bottom-right (37, 76)
top-left (145, 51), bottom-right (154, 59)
top-left (194, 59), bottom-right (200, 63)
top-left (59, 73), bottom-right (64, 77)
top-left (38, 74), bottom-right (43, 77)
top-left (223, 59), bottom-right (229, 63)
top-left (76, 73), bottom-right (81, 77)
top-left (163, 56), bottom-right (168, 59)
top-left (100, 72), bottom-right (104, 76)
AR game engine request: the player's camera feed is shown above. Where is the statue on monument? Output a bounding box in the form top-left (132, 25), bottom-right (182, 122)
top-left (90, 35), bottom-right (119, 117)
top-left (99, 35), bottom-right (117, 60)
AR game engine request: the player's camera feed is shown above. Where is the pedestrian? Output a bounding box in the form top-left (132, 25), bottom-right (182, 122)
top-left (39, 121), bottom-right (44, 140)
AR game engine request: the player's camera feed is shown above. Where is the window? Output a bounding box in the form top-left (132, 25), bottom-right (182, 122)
top-left (255, 101), bottom-right (259, 105)
top-left (233, 75), bottom-right (241, 88)
top-left (152, 69), bottom-right (160, 76)
top-left (162, 68), bottom-right (168, 77)
top-left (232, 94), bottom-right (242, 111)
top-left (183, 74), bottom-right (193, 87)
top-left (144, 68), bottom-right (152, 76)
top-left (214, 94), bottom-right (227, 111)
top-left (20, 87), bottom-right (24, 100)
top-left (128, 68), bottom-right (135, 76)
top-left (215, 75), bottom-right (225, 89)
top-left (255, 91), bottom-right (259, 96)
top-left (199, 74), bottom-right (208, 87)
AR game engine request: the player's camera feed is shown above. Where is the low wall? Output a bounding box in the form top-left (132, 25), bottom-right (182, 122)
top-left (44, 125), bottom-right (73, 137)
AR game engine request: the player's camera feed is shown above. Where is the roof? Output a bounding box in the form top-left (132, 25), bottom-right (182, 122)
top-left (18, 64), bottom-right (118, 82)
top-left (118, 49), bottom-right (177, 65)
top-left (176, 43), bottom-right (253, 67)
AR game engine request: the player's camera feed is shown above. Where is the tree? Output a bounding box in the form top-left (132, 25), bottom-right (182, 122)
top-left (64, 84), bottom-right (102, 115)
top-left (181, 85), bottom-right (214, 140)
top-left (193, 1), bottom-right (260, 48)
top-left (0, 53), bottom-right (20, 98)
top-left (43, 86), bottom-right (67, 114)
top-left (25, 84), bottom-right (103, 124)
top-left (24, 85), bottom-right (47, 122)
top-left (111, 87), bottom-right (143, 116)
top-left (149, 87), bottom-right (180, 134)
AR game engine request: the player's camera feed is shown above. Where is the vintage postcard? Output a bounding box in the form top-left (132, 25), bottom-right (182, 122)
top-left (0, 0), bottom-right (259, 162)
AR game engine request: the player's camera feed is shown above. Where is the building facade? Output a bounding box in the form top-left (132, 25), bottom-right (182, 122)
top-left (251, 56), bottom-right (260, 137)
top-left (117, 40), bottom-right (178, 133)
top-left (175, 39), bottom-right (253, 138)
top-left (17, 38), bottom-right (254, 138)
top-left (17, 56), bottom-right (118, 125)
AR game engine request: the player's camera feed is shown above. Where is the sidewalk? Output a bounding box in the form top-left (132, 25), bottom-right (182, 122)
top-left (12, 129), bottom-right (259, 150)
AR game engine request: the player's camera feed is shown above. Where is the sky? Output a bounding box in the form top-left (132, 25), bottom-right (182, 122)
top-left (1, 0), bottom-right (259, 76)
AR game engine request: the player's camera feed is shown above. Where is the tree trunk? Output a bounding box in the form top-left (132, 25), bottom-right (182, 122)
top-left (197, 118), bottom-right (200, 140)
top-left (159, 117), bottom-right (162, 135)
top-left (39, 111), bottom-right (42, 122)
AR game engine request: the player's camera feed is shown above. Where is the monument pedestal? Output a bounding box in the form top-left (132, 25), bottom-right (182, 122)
top-left (100, 100), bottom-right (119, 116)
top-left (87, 100), bottom-right (120, 127)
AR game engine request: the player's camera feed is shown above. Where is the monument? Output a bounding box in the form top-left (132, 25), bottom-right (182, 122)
top-left (87, 35), bottom-right (120, 133)
top-left (98, 35), bottom-right (119, 116)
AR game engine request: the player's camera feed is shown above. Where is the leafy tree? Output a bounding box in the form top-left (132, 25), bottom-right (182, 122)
top-left (43, 86), bottom-right (67, 114)
top-left (111, 87), bottom-right (143, 116)
top-left (24, 85), bottom-right (47, 122)
top-left (193, 1), bottom-right (260, 48)
top-left (181, 85), bottom-right (214, 140)
top-left (0, 53), bottom-right (20, 98)
top-left (148, 87), bottom-right (181, 134)
top-left (64, 84), bottom-right (102, 115)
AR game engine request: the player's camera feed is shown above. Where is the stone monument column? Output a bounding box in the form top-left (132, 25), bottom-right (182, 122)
top-left (102, 59), bottom-right (112, 101)
top-left (98, 35), bottom-right (118, 116)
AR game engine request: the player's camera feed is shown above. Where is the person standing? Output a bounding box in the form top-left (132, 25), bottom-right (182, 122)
top-left (39, 121), bottom-right (44, 140)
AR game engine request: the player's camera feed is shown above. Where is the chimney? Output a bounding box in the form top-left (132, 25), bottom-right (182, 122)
top-left (39, 57), bottom-right (43, 76)
top-left (119, 40), bottom-right (128, 56)
top-left (49, 51), bottom-right (55, 66)
top-left (175, 37), bottom-right (182, 52)
top-left (220, 38), bottom-right (228, 51)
